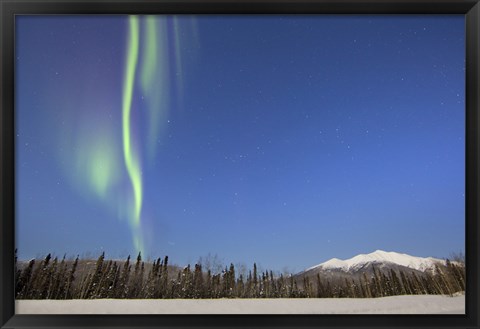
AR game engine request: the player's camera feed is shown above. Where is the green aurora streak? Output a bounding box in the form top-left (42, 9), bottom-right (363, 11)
top-left (122, 16), bottom-right (143, 250)
top-left (56, 16), bottom-right (198, 255)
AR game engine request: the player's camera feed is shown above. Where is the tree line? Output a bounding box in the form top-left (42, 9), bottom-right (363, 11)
top-left (15, 251), bottom-right (465, 299)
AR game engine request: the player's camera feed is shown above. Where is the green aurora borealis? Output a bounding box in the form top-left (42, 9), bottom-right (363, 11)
top-left (58, 16), bottom-right (196, 254)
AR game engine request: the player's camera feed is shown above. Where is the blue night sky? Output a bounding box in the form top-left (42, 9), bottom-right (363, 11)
top-left (15, 15), bottom-right (465, 273)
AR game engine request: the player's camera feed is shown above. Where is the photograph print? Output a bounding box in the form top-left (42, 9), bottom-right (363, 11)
top-left (14, 14), bottom-right (466, 314)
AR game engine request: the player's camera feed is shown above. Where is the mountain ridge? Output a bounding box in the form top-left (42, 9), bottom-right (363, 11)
top-left (302, 250), bottom-right (452, 275)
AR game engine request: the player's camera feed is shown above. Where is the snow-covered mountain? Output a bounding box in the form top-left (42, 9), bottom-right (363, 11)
top-left (304, 250), bottom-right (448, 274)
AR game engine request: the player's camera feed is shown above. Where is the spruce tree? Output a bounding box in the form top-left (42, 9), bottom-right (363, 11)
top-left (64, 256), bottom-right (79, 299)
top-left (161, 256), bottom-right (169, 298)
top-left (193, 264), bottom-right (204, 298)
top-left (399, 270), bottom-right (412, 295)
top-left (105, 262), bottom-right (119, 298)
top-left (128, 252), bottom-right (142, 298)
top-left (116, 255), bottom-right (131, 298)
top-left (316, 273), bottom-right (325, 298)
top-left (50, 255), bottom-right (68, 299)
top-left (40, 256), bottom-right (57, 299)
top-left (16, 259), bottom-right (35, 299)
top-left (86, 252), bottom-right (105, 298)
top-left (253, 263), bottom-right (258, 297)
top-left (361, 272), bottom-right (371, 298)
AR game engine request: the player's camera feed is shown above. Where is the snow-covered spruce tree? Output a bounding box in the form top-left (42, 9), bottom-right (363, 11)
top-left (316, 273), bottom-right (325, 298)
top-left (127, 252), bottom-right (143, 298)
top-left (222, 263), bottom-right (235, 298)
top-left (221, 266), bottom-right (229, 298)
top-left (236, 274), bottom-right (245, 298)
top-left (142, 259), bottom-right (158, 298)
top-left (445, 259), bottom-right (465, 292)
top-left (269, 271), bottom-right (277, 298)
top-left (303, 276), bottom-right (312, 298)
top-left (14, 249), bottom-right (21, 297)
top-left (28, 253), bottom-right (51, 299)
top-left (38, 256), bottom-right (57, 299)
top-left (245, 270), bottom-right (253, 298)
top-left (434, 264), bottom-right (454, 296)
top-left (388, 269), bottom-right (403, 296)
top-left (370, 265), bottom-right (382, 297)
top-left (351, 278), bottom-right (361, 298)
top-left (160, 256), bottom-right (169, 298)
top-left (64, 255), bottom-right (78, 299)
top-left (325, 280), bottom-right (333, 298)
top-left (259, 271), bottom-right (266, 298)
top-left (150, 258), bottom-right (163, 298)
top-left (138, 262), bottom-right (145, 297)
top-left (79, 272), bottom-right (92, 299)
top-left (252, 263), bottom-right (258, 298)
top-left (357, 277), bottom-right (367, 298)
top-left (85, 252), bottom-right (105, 298)
top-left (361, 272), bottom-right (372, 298)
top-left (421, 273), bottom-right (436, 294)
top-left (204, 269), bottom-right (213, 298)
top-left (171, 270), bottom-right (182, 298)
top-left (179, 264), bottom-right (193, 298)
top-left (115, 255), bottom-right (131, 298)
top-left (193, 263), bottom-right (205, 298)
top-left (212, 273), bottom-right (222, 298)
top-left (105, 261), bottom-right (120, 298)
top-left (95, 260), bottom-right (113, 298)
top-left (380, 272), bottom-right (392, 296)
top-left (399, 270), bottom-right (412, 295)
top-left (50, 255), bottom-right (68, 299)
top-left (16, 259), bottom-right (35, 299)
top-left (289, 275), bottom-right (299, 298)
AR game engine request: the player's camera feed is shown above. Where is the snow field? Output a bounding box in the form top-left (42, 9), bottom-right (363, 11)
top-left (16, 294), bottom-right (464, 314)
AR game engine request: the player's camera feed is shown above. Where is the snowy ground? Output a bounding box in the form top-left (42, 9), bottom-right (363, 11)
top-left (16, 295), bottom-right (464, 314)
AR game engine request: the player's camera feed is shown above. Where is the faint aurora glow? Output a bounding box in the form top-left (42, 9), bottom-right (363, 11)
top-left (172, 16), bottom-right (184, 99)
top-left (140, 16), bottom-right (170, 162)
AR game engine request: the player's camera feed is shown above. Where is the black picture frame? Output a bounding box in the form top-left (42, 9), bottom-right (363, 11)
top-left (1, 0), bottom-right (479, 328)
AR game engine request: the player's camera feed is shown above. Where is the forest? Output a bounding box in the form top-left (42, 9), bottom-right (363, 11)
top-left (15, 251), bottom-right (465, 300)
